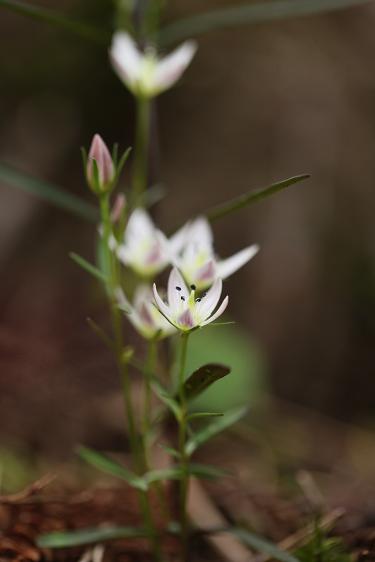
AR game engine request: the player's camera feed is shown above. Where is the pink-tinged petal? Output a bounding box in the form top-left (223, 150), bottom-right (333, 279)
top-left (177, 309), bottom-right (195, 330)
top-left (196, 278), bottom-right (222, 319)
top-left (110, 32), bottom-right (141, 87)
top-left (126, 208), bottom-right (155, 242)
top-left (168, 267), bottom-right (189, 309)
top-left (196, 260), bottom-right (216, 285)
top-left (201, 296), bottom-right (229, 326)
top-left (153, 40), bottom-right (197, 93)
top-left (139, 302), bottom-right (155, 328)
top-left (87, 134), bottom-right (114, 188)
top-left (153, 284), bottom-right (172, 321)
top-left (216, 244), bottom-right (259, 280)
top-left (114, 287), bottom-right (131, 313)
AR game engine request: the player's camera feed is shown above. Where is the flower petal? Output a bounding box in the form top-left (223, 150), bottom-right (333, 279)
top-left (201, 295), bottom-right (229, 326)
top-left (196, 278), bottom-right (222, 319)
top-left (169, 221), bottom-right (191, 257)
top-left (168, 267), bottom-right (189, 310)
top-left (154, 40), bottom-right (197, 93)
top-left (110, 32), bottom-right (141, 87)
top-left (177, 309), bottom-right (195, 330)
top-left (188, 216), bottom-right (213, 249)
top-left (216, 244), bottom-right (259, 280)
top-left (153, 283), bottom-right (173, 322)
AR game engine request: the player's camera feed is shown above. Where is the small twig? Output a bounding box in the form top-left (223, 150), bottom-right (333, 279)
top-left (260, 508), bottom-right (346, 561)
top-left (0, 473), bottom-right (56, 503)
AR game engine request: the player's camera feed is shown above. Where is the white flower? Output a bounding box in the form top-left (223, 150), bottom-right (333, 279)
top-left (153, 268), bottom-right (229, 332)
top-left (110, 32), bottom-right (197, 98)
top-left (116, 285), bottom-right (176, 340)
top-left (115, 209), bottom-right (170, 277)
top-left (172, 217), bottom-right (259, 291)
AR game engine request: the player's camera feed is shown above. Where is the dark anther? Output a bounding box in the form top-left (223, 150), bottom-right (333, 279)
top-left (190, 284), bottom-right (196, 290)
top-left (176, 286), bottom-right (181, 291)
top-left (181, 296), bottom-right (185, 301)
top-left (196, 298), bottom-right (201, 302)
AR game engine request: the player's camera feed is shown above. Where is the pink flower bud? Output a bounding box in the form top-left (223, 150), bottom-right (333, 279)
top-left (87, 134), bottom-right (114, 193)
top-left (110, 193), bottom-right (126, 223)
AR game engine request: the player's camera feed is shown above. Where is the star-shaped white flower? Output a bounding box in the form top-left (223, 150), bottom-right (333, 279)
top-left (153, 268), bottom-right (229, 332)
top-left (110, 32), bottom-right (197, 98)
top-left (115, 209), bottom-right (170, 277)
top-left (173, 217), bottom-right (259, 291)
top-left (116, 285), bottom-right (176, 340)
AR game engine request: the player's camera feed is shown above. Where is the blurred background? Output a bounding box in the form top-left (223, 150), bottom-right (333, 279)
top-left (1, 0), bottom-right (375, 494)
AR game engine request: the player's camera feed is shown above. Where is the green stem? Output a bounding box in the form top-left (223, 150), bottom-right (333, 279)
top-left (177, 332), bottom-right (190, 561)
top-left (132, 95), bottom-right (151, 206)
top-left (143, 338), bottom-right (157, 438)
top-left (99, 195), bottom-right (161, 562)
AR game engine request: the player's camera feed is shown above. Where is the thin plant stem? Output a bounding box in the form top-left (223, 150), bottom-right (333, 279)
top-left (143, 338), bottom-right (157, 438)
top-left (177, 332), bottom-right (190, 561)
top-left (99, 195), bottom-right (162, 562)
top-left (132, 95), bottom-right (151, 206)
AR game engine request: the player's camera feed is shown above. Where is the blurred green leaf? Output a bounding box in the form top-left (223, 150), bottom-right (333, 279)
top-left (160, 0), bottom-right (373, 45)
top-left (144, 463), bottom-right (227, 483)
top-left (37, 526), bottom-right (147, 548)
top-left (228, 527), bottom-right (299, 562)
top-left (183, 363), bottom-right (231, 402)
top-left (151, 378), bottom-right (182, 420)
top-left (205, 174), bottom-right (309, 223)
top-left (77, 446), bottom-right (147, 491)
top-left (187, 412), bottom-right (224, 420)
top-left (70, 253), bottom-right (108, 283)
top-left (0, 0), bottom-right (108, 45)
top-left (0, 163), bottom-right (98, 222)
top-left (185, 405), bottom-right (248, 456)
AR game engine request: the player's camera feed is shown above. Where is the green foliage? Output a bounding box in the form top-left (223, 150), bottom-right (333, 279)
top-left (37, 526), bottom-right (147, 548)
top-left (182, 363), bottom-right (231, 402)
top-left (185, 405), bottom-right (248, 456)
top-left (205, 174), bottom-right (309, 223)
top-left (77, 446), bottom-right (147, 491)
top-left (185, 325), bottom-right (267, 412)
top-left (228, 527), bottom-right (299, 562)
top-left (294, 523), bottom-right (352, 562)
top-left (70, 252), bottom-right (108, 284)
top-left (0, 0), bottom-right (107, 45)
top-left (159, 0), bottom-right (374, 46)
top-left (0, 163), bottom-right (98, 222)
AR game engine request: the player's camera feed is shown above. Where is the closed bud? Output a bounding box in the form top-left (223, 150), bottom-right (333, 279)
top-left (87, 134), bottom-right (115, 194)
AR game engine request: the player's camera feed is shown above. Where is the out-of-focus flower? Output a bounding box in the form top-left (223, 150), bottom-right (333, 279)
top-left (110, 193), bottom-right (126, 223)
top-left (110, 32), bottom-right (197, 98)
top-left (153, 268), bottom-right (228, 332)
top-left (115, 209), bottom-right (170, 277)
top-left (87, 134), bottom-right (115, 193)
top-left (116, 285), bottom-right (176, 340)
top-left (173, 217), bottom-right (259, 290)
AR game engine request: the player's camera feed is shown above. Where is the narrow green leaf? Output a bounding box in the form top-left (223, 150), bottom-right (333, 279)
top-left (183, 363), bottom-right (231, 402)
top-left (77, 446), bottom-right (147, 491)
top-left (0, 163), bottom-right (98, 222)
top-left (144, 463), bottom-right (227, 484)
top-left (189, 463), bottom-right (229, 480)
top-left (187, 412), bottom-right (224, 420)
top-left (86, 317), bottom-right (115, 351)
top-left (160, 0), bottom-right (373, 46)
top-left (37, 526), bottom-right (147, 548)
top-left (159, 444), bottom-right (181, 459)
top-left (185, 405), bottom-right (248, 456)
top-left (205, 174), bottom-right (310, 223)
top-left (227, 527), bottom-right (299, 562)
top-left (69, 252), bottom-right (108, 283)
top-left (0, 0), bottom-right (108, 45)
top-left (151, 378), bottom-right (182, 421)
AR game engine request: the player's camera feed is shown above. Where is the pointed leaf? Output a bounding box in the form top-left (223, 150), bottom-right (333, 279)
top-left (160, 0), bottom-right (373, 46)
top-left (0, 0), bottom-right (108, 45)
top-left (183, 363), bottom-right (231, 402)
top-left (0, 162), bottom-right (98, 222)
top-left (151, 378), bottom-right (182, 421)
top-left (37, 526), bottom-right (147, 548)
top-left (205, 175), bottom-right (310, 222)
top-left (227, 527), bottom-right (299, 562)
top-left (70, 252), bottom-right (108, 283)
top-left (144, 463), bottom-right (227, 484)
top-left (187, 412), bottom-right (224, 420)
top-left (185, 405), bottom-right (248, 456)
top-left (77, 446), bottom-right (147, 491)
